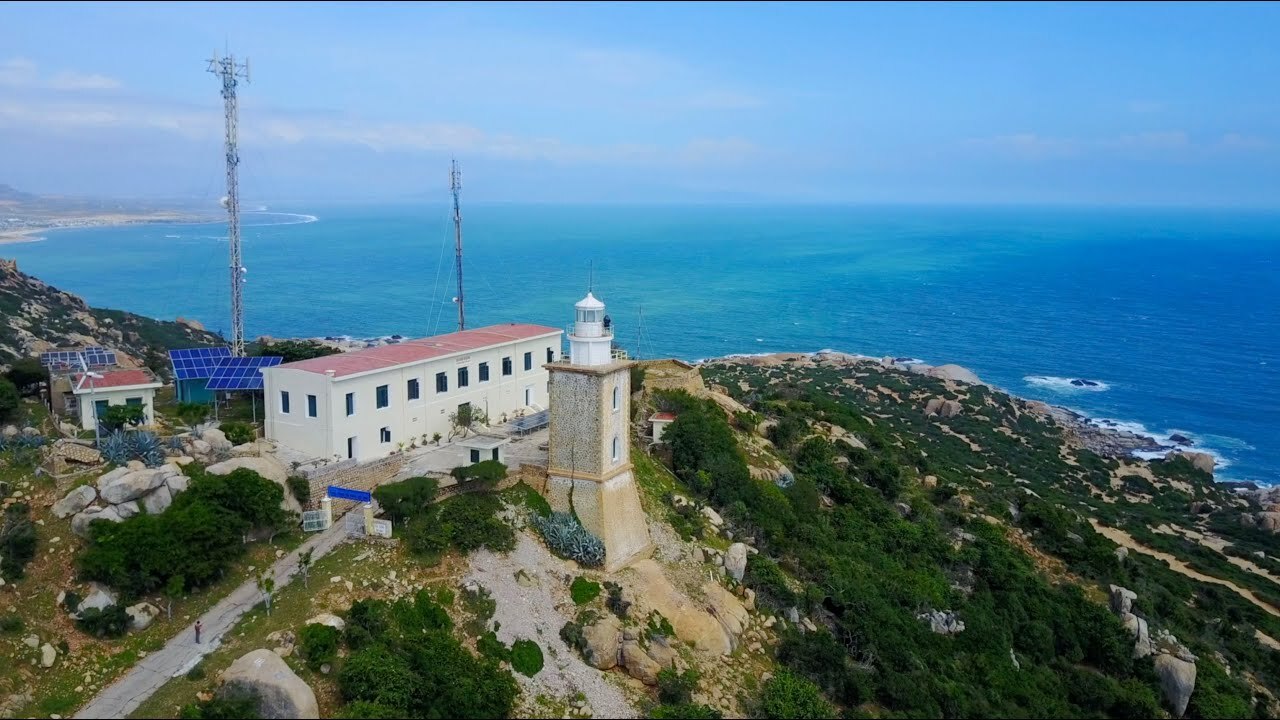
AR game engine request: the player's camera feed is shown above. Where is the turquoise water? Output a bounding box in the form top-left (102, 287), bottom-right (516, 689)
top-left (4, 204), bottom-right (1278, 483)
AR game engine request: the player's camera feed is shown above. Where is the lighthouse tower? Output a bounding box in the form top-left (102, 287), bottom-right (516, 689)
top-left (544, 291), bottom-right (652, 571)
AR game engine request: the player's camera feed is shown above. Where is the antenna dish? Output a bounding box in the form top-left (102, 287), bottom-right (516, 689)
top-left (219, 195), bottom-right (230, 208)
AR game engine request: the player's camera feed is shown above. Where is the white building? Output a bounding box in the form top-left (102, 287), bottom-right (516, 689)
top-left (69, 369), bottom-right (164, 431)
top-left (262, 323), bottom-right (562, 462)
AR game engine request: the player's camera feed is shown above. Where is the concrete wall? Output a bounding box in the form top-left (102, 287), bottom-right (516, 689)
top-left (265, 333), bottom-right (560, 462)
top-left (75, 385), bottom-right (159, 430)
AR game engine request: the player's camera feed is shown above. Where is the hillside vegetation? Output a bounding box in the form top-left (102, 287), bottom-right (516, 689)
top-left (638, 354), bottom-right (1279, 718)
top-left (0, 258), bottom-right (223, 369)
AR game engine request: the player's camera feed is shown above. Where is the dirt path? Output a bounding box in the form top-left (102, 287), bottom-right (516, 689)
top-left (1090, 520), bottom-right (1280, 619)
top-left (72, 520), bottom-right (351, 719)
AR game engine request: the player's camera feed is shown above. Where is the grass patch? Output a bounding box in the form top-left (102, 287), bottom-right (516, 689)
top-left (570, 576), bottom-right (601, 605)
top-left (500, 481), bottom-right (552, 518)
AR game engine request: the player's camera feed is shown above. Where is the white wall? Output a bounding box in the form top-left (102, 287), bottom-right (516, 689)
top-left (75, 385), bottom-right (159, 430)
top-left (264, 332), bottom-right (560, 462)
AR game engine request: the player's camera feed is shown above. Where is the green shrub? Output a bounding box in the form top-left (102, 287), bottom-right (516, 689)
top-left (373, 476), bottom-right (438, 524)
top-left (256, 340), bottom-right (340, 362)
top-left (0, 615), bottom-right (23, 633)
top-left (510, 639), bottom-right (544, 677)
top-left (0, 378), bottom-right (18, 422)
top-left (179, 687), bottom-right (262, 719)
top-left (503, 481), bottom-right (552, 518)
top-left (0, 503), bottom-right (37, 580)
top-left (185, 660), bottom-right (207, 681)
top-left (101, 403), bottom-right (147, 431)
top-left (299, 623), bottom-right (341, 670)
top-left (650, 704), bottom-right (722, 719)
top-left (658, 667), bottom-right (700, 705)
top-left (175, 402), bottom-right (210, 426)
top-left (759, 671), bottom-right (837, 719)
top-left (605, 581), bottom-right (631, 618)
top-left (5, 358), bottom-right (46, 396)
top-left (76, 604), bottom-right (130, 638)
top-left (220, 421), bottom-right (254, 446)
top-left (405, 512), bottom-right (451, 565)
top-left (438, 493), bottom-right (514, 553)
top-left (477, 631), bottom-right (509, 661)
top-left (286, 476), bottom-right (310, 506)
top-left (62, 590), bottom-right (81, 612)
top-left (450, 460), bottom-right (508, 487)
top-left (571, 576), bottom-right (601, 605)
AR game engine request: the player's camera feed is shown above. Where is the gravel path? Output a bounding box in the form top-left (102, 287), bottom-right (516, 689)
top-left (465, 534), bottom-right (639, 719)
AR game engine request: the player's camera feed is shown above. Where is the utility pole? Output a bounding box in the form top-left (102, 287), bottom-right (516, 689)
top-left (208, 52), bottom-right (250, 356)
top-left (450, 158), bottom-right (465, 331)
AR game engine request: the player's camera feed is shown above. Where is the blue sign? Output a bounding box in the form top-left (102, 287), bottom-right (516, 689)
top-left (327, 485), bottom-right (372, 503)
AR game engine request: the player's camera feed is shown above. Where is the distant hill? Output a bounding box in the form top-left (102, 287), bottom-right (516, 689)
top-left (0, 184), bottom-right (37, 203)
top-left (0, 258), bottom-right (224, 375)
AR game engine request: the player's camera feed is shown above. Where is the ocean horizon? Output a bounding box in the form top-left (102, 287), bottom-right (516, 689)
top-left (4, 203), bottom-right (1277, 485)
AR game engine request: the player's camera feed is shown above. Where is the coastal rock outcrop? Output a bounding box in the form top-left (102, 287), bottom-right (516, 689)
top-left (918, 610), bottom-right (965, 635)
top-left (927, 364), bottom-right (983, 385)
top-left (1165, 450), bottom-right (1215, 476)
top-left (1109, 585), bottom-right (1138, 615)
top-left (923, 398), bottom-right (963, 418)
top-left (581, 614), bottom-right (622, 670)
top-left (218, 649), bottom-right (319, 719)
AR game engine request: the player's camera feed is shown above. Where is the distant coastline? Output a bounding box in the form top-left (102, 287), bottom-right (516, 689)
top-left (0, 211), bottom-right (218, 245)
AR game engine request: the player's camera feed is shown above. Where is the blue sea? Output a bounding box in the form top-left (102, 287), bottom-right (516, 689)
top-left (4, 204), bottom-right (1278, 484)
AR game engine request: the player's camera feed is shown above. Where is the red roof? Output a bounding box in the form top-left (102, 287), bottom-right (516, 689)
top-left (651, 412), bottom-right (678, 422)
top-left (276, 323), bottom-right (561, 378)
top-left (71, 369), bottom-right (160, 391)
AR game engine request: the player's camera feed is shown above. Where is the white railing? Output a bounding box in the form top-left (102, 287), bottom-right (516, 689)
top-left (611, 348), bottom-right (629, 360)
top-left (567, 323), bottom-right (614, 339)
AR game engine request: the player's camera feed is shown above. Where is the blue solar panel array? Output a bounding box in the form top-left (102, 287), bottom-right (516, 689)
top-left (205, 356), bottom-right (283, 391)
top-left (40, 347), bottom-right (116, 369)
top-left (168, 347), bottom-right (232, 380)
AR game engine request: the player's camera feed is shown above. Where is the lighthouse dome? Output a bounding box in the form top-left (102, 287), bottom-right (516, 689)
top-left (575, 292), bottom-right (605, 310)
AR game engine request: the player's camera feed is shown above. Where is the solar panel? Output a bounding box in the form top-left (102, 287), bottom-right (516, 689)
top-left (204, 356), bottom-right (283, 391)
top-left (168, 347), bottom-right (232, 380)
top-left (40, 348), bottom-right (117, 370)
top-left (40, 351), bottom-right (82, 369)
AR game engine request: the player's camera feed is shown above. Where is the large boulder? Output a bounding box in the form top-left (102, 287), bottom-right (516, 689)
top-left (142, 485), bottom-right (173, 515)
top-left (703, 581), bottom-right (749, 646)
top-left (1110, 585), bottom-right (1138, 615)
top-left (304, 614), bottom-right (345, 632)
top-left (72, 505), bottom-right (123, 537)
top-left (201, 427), bottom-right (231, 448)
top-left (76, 583), bottom-right (118, 616)
top-left (52, 484), bottom-right (97, 519)
top-left (95, 466), bottom-right (131, 491)
top-left (927, 364), bottom-right (983, 385)
top-left (621, 639), bottom-right (662, 685)
top-left (724, 543), bottom-right (748, 583)
top-left (645, 635), bottom-right (678, 669)
top-left (1165, 450), bottom-right (1215, 476)
top-left (126, 602), bottom-right (159, 632)
top-left (1257, 512), bottom-right (1280, 533)
top-left (1123, 613), bottom-right (1154, 658)
top-left (923, 398), bottom-right (964, 418)
top-left (114, 500), bottom-right (142, 519)
top-left (581, 614), bottom-right (621, 670)
top-left (219, 648), bottom-right (319, 719)
top-left (1154, 653), bottom-right (1197, 717)
top-left (628, 559), bottom-right (741, 655)
top-left (701, 506), bottom-right (724, 527)
top-left (166, 471), bottom-right (190, 496)
top-left (918, 610), bottom-right (965, 635)
top-left (206, 456), bottom-right (300, 514)
top-left (99, 468), bottom-right (168, 504)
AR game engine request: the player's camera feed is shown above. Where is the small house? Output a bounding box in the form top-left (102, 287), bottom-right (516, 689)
top-left (69, 369), bottom-right (164, 431)
top-left (650, 411), bottom-right (677, 443)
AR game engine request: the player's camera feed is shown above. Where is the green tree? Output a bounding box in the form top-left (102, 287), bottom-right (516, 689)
top-left (373, 476), bottom-right (438, 524)
top-left (257, 572), bottom-right (275, 616)
top-left (4, 358), bottom-right (46, 396)
top-left (299, 623), bottom-right (340, 670)
top-left (0, 377), bottom-right (19, 422)
top-left (297, 548), bottom-right (313, 589)
top-left (163, 574), bottom-right (185, 621)
top-left (101, 403), bottom-right (147, 431)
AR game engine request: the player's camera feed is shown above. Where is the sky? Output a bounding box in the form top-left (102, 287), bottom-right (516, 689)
top-left (1, 1), bottom-right (1278, 206)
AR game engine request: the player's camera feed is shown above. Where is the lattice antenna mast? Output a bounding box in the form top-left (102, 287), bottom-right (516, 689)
top-left (450, 158), bottom-right (465, 331)
top-left (208, 52), bottom-right (250, 356)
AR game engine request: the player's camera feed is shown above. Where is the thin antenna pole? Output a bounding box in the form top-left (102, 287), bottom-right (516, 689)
top-left (635, 305), bottom-right (644, 360)
top-left (208, 52), bottom-right (250, 357)
top-left (588, 261), bottom-right (593, 293)
top-left (450, 158), bottom-right (465, 331)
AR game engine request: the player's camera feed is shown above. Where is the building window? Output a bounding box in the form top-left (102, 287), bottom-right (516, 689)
top-left (470, 448), bottom-right (481, 464)
top-left (479, 362), bottom-right (490, 382)
top-left (408, 378), bottom-right (420, 401)
top-left (347, 436), bottom-right (356, 459)
top-left (307, 394), bottom-right (318, 417)
top-left (280, 391), bottom-right (290, 414)
top-left (546, 347), bottom-right (555, 363)
top-left (380, 427), bottom-right (391, 444)
top-left (502, 357), bottom-right (512, 376)
top-left (612, 385), bottom-right (620, 411)
top-left (612, 435), bottom-right (620, 462)
top-left (458, 367), bottom-right (469, 388)
top-left (436, 372), bottom-right (448, 393)
top-left (125, 396), bottom-right (143, 406)
top-left (376, 384), bottom-right (389, 409)
top-left (346, 392), bottom-right (355, 416)
top-left (524, 352), bottom-right (533, 371)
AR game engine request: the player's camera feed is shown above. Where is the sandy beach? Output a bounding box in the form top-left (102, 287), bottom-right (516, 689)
top-left (0, 211), bottom-right (216, 245)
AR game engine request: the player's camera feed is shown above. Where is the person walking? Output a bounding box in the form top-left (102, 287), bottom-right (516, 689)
top-left (194, 620), bottom-right (202, 644)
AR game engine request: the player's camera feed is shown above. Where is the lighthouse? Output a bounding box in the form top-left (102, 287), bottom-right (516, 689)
top-left (544, 291), bottom-right (653, 571)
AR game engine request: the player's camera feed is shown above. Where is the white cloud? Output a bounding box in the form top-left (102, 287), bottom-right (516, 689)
top-left (1218, 133), bottom-right (1272, 151)
top-left (0, 57), bottom-right (121, 91)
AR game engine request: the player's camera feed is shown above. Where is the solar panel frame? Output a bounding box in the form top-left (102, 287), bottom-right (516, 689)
top-left (204, 356), bottom-right (283, 391)
top-left (168, 347), bottom-right (232, 380)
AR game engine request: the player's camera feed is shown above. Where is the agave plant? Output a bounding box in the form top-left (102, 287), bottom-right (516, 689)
top-left (533, 512), bottom-right (606, 567)
top-left (98, 430), bottom-right (166, 468)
